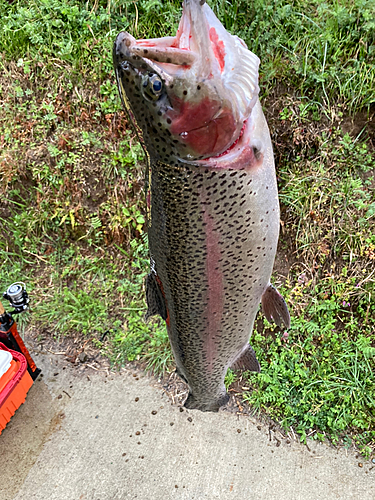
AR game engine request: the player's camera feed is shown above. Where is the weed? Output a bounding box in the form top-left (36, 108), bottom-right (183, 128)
top-left (244, 311), bottom-right (375, 452)
top-left (224, 369), bottom-right (238, 390)
top-left (37, 287), bottom-right (111, 338)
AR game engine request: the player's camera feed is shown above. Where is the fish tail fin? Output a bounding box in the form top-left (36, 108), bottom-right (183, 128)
top-left (184, 391), bottom-right (229, 412)
top-left (145, 272), bottom-right (167, 321)
top-left (231, 344), bottom-right (260, 372)
top-left (261, 283), bottom-right (291, 329)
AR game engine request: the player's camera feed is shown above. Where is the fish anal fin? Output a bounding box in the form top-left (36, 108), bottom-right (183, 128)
top-left (231, 344), bottom-right (260, 373)
top-left (261, 283), bottom-right (291, 329)
top-left (145, 272), bottom-right (167, 321)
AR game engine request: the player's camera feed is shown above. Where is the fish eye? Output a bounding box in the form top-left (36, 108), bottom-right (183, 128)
top-left (152, 78), bottom-right (162, 93)
top-left (149, 75), bottom-right (163, 97)
top-left (141, 73), bottom-right (163, 101)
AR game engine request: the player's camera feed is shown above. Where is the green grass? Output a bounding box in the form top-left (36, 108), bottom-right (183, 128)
top-left (0, 0), bottom-right (373, 108)
top-left (245, 281), bottom-right (375, 456)
top-left (0, 0), bottom-right (374, 456)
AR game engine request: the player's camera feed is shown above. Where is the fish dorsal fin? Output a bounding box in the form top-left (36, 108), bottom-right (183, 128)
top-left (261, 284), bottom-right (291, 329)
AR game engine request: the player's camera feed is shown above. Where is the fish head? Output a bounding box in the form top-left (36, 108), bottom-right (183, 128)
top-left (113, 0), bottom-right (260, 162)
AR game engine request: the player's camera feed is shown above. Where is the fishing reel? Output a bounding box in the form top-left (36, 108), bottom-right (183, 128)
top-left (2, 282), bottom-right (29, 315)
top-left (0, 282), bottom-right (40, 380)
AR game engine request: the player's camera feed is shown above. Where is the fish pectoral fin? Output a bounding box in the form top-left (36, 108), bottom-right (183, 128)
top-left (231, 344), bottom-right (260, 372)
top-left (261, 283), bottom-right (291, 329)
top-left (145, 272), bottom-right (167, 321)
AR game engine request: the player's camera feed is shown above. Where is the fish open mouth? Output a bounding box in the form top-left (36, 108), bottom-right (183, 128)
top-left (130, 0), bottom-right (212, 72)
top-left (114, 0), bottom-right (261, 160)
top-left (124, 0), bottom-right (259, 87)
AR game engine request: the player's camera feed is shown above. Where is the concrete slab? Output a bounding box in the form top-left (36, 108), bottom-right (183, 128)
top-left (1, 352), bottom-right (374, 500)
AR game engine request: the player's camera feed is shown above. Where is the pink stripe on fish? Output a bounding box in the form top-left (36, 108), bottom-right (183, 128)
top-left (202, 202), bottom-right (224, 373)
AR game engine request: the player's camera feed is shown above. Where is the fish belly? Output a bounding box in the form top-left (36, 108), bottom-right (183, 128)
top-left (147, 138), bottom-right (279, 411)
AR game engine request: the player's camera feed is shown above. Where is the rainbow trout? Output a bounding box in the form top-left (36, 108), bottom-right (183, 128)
top-left (113, 0), bottom-right (290, 412)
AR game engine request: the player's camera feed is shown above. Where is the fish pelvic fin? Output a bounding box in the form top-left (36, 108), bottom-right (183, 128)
top-left (145, 272), bottom-right (167, 321)
top-left (184, 391), bottom-right (230, 412)
top-left (231, 344), bottom-right (260, 372)
top-left (261, 283), bottom-right (291, 329)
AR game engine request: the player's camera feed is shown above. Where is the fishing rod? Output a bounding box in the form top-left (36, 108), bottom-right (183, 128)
top-left (0, 282), bottom-right (40, 380)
